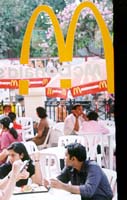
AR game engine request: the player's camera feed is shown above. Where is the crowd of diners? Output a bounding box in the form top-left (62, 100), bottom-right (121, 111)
top-left (0, 104), bottom-right (115, 200)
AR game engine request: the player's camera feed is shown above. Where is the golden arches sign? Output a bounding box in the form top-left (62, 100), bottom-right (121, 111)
top-left (20, 1), bottom-right (114, 93)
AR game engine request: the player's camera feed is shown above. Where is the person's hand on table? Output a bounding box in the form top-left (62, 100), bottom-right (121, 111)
top-left (50, 178), bottom-right (64, 190)
top-left (43, 179), bottom-right (50, 189)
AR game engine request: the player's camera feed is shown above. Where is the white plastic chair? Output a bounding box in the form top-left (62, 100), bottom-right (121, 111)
top-left (23, 141), bottom-right (39, 154)
top-left (45, 122), bottom-right (64, 147)
top-left (54, 122), bottom-right (64, 132)
top-left (47, 117), bottom-right (56, 128)
top-left (79, 133), bottom-right (105, 167)
top-left (47, 127), bottom-right (64, 147)
top-left (39, 152), bottom-right (61, 179)
top-left (17, 117), bottom-right (34, 141)
top-left (58, 135), bottom-right (85, 147)
top-left (102, 168), bottom-right (117, 199)
top-left (99, 120), bottom-right (115, 127)
top-left (37, 127), bottom-right (53, 150)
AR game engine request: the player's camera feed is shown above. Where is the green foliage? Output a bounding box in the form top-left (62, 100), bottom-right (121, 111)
top-left (45, 0), bottom-right (113, 57)
top-left (0, 0), bottom-right (112, 59)
top-left (43, 0), bottom-right (66, 13)
top-left (0, 0), bottom-right (66, 58)
top-left (0, 0), bottom-right (40, 58)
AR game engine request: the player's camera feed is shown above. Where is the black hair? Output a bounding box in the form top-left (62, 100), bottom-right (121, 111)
top-left (36, 106), bottom-right (47, 118)
top-left (18, 97), bottom-right (24, 102)
top-left (7, 142), bottom-right (34, 179)
top-left (71, 104), bottom-right (82, 111)
top-left (65, 143), bottom-right (87, 162)
top-left (0, 117), bottom-right (18, 139)
top-left (87, 111), bottom-right (98, 121)
top-left (8, 112), bottom-right (16, 122)
top-left (7, 142), bottom-right (32, 162)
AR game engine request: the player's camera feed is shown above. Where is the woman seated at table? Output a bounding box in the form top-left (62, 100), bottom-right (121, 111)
top-left (79, 111), bottom-right (109, 134)
top-left (0, 142), bottom-right (42, 187)
top-left (0, 117), bottom-right (23, 164)
top-left (31, 107), bottom-right (49, 146)
top-left (8, 112), bottom-right (22, 132)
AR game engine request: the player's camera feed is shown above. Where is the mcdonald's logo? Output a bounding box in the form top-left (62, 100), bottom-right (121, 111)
top-left (10, 80), bottom-right (19, 88)
top-left (20, 1), bottom-right (114, 93)
top-left (42, 78), bottom-right (48, 85)
top-left (73, 87), bottom-right (81, 96)
top-left (98, 81), bottom-right (107, 89)
top-left (47, 88), bottom-right (53, 95)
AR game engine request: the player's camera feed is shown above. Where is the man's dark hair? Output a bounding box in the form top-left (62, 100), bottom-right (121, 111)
top-left (65, 143), bottom-right (87, 161)
top-left (71, 104), bottom-right (82, 111)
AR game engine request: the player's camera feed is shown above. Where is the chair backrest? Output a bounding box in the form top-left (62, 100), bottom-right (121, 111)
top-left (47, 122), bottom-right (64, 147)
top-left (37, 127), bottom-right (53, 150)
top-left (79, 133), bottom-right (104, 166)
top-left (17, 117), bottom-right (33, 127)
top-left (48, 127), bottom-right (64, 147)
top-left (54, 122), bottom-right (64, 132)
top-left (17, 117), bottom-right (34, 141)
top-left (102, 168), bottom-right (117, 198)
top-left (39, 152), bottom-right (61, 179)
top-left (58, 135), bottom-right (85, 147)
top-left (99, 120), bottom-right (115, 127)
top-left (23, 141), bottom-right (39, 154)
top-left (47, 118), bottom-right (56, 128)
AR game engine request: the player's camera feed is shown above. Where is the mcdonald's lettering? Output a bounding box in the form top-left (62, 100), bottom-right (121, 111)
top-left (20, 1), bottom-right (114, 93)
top-left (42, 78), bottom-right (48, 85)
top-left (10, 80), bottom-right (19, 88)
top-left (42, 78), bottom-right (51, 86)
top-left (47, 88), bottom-right (52, 95)
top-left (73, 87), bottom-right (81, 96)
top-left (99, 81), bottom-right (107, 89)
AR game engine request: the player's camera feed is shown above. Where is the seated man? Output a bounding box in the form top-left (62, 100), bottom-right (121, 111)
top-left (64, 104), bottom-right (87, 135)
top-left (44, 143), bottom-right (113, 200)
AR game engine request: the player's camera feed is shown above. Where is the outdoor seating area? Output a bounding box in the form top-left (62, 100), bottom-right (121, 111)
top-left (0, 99), bottom-right (118, 200)
top-left (14, 116), bottom-right (116, 199)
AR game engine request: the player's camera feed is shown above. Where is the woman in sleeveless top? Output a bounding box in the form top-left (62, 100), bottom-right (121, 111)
top-left (32, 107), bottom-right (49, 146)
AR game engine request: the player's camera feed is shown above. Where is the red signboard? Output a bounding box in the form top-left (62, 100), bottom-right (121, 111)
top-left (0, 78), bottom-right (51, 89)
top-left (46, 87), bottom-right (68, 99)
top-left (70, 80), bottom-right (107, 97)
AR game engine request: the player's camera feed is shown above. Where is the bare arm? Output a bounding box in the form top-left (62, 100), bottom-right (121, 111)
top-left (73, 117), bottom-right (80, 132)
top-left (0, 160), bottom-right (24, 200)
top-left (0, 149), bottom-right (8, 162)
top-left (30, 152), bottom-right (43, 185)
top-left (36, 120), bottom-right (46, 138)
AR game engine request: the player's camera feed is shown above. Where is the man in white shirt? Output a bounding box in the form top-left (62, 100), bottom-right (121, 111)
top-left (64, 104), bottom-right (87, 135)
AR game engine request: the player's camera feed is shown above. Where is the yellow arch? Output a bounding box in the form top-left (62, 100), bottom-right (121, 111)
top-left (20, 1), bottom-right (114, 93)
